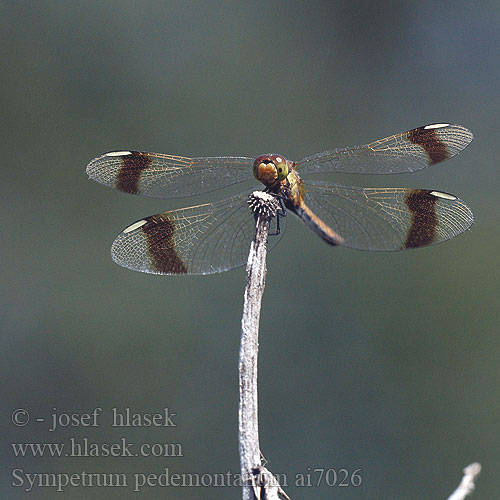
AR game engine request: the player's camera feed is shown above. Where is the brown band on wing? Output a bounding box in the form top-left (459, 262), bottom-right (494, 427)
top-left (116, 152), bottom-right (152, 194)
top-left (407, 126), bottom-right (450, 165)
top-left (405, 189), bottom-right (438, 248)
top-left (142, 216), bottom-right (188, 274)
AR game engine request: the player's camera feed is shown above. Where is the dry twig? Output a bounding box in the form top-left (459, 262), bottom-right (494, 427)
top-left (239, 192), bottom-right (289, 500)
top-left (446, 462), bottom-right (481, 500)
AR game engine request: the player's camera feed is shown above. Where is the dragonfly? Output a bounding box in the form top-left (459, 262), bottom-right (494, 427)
top-left (86, 123), bottom-right (473, 275)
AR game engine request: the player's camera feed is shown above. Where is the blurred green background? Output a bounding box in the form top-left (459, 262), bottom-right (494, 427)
top-left (2, 1), bottom-right (499, 499)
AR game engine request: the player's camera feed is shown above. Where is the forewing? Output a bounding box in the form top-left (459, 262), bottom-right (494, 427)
top-left (111, 192), bottom-right (286, 274)
top-left (301, 181), bottom-right (473, 251)
top-left (86, 151), bottom-right (255, 198)
top-left (297, 124), bottom-right (472, 175)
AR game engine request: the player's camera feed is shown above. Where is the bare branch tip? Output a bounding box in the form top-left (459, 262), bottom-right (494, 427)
top-left (446, 462), bottom-right (482, 500)
top-left (463, 462), bottom-right (481, 476)
top-left (248, 191), bottom-right (280, 220)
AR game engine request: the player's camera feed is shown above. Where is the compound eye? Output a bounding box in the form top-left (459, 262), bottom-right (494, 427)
top-left (253, 154), bottom-right (290, 186)
top-left (271, 155), bottom-right (289, 181)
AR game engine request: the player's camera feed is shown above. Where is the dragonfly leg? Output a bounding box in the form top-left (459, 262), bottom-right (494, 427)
top-left (269, 197), bottom-right (287, 236)
top-left (261, 187), bottom-right (288, 236)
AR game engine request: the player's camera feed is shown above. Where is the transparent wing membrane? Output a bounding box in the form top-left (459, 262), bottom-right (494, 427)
top-left (111, 192), bottom-right (286, 275)
top-left (297, 124), bottom-right (472, 175)
top-left (300, 181), bottom-right (473, 251)
top-left (87, 151), bottom-right (254, 199)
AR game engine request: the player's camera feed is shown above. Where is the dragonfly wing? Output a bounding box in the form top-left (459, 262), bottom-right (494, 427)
top-left (86, 151), bottom-right (255, 199)
top-left (297, 124), bottom-right (473, 175)
top-left (300, 181), bottom-right (473, 251)
top-left (111, 191), bottom-right (286, 274)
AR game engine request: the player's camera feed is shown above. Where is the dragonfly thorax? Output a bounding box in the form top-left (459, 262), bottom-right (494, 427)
top-left (253, 154), bottom-right (290, 188)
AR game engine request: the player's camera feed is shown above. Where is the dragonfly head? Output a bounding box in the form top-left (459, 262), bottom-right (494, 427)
top-left (253, 154), bottom-right (290, 187)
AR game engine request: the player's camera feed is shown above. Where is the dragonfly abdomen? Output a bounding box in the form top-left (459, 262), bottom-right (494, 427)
top-left (288, 199), bottom-right (344, 246)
